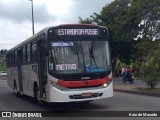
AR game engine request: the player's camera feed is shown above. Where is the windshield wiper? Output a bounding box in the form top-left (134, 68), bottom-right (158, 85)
top-left (89, 41), bottom-right (98, 68)
top-left (62, 41), bottom-right (80, 65)
top-left (66, 41), bottom-right (80, 65)
top-left (65, 41), bottom-right (78, 54)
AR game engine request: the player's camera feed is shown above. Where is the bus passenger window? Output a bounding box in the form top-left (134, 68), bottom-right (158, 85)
top-left (15, 51), bottom-right (17, 66)
top-left (12, 51), bottom-right (15, 66)
top-left (32, 43), bottom-right (37, 62)
top-left (22, 46), bottom-right (26, 64)
top-left (27, 44), bottom-right (31, 63)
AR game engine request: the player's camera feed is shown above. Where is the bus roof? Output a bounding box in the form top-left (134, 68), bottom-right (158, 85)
top-left (7, 27), bottom-right (49, 53)
top-left (7, 24), bottom-right (105, 53)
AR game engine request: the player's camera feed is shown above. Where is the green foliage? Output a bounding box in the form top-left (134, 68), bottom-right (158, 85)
top-left (0, 49), bottom-right (7, 71)
top-left (115, 59), bottom-right (127, 70)
top-left (0, 64), bottom-right (6, 71)
top-left (133, 40), bottom-right (160, 88)
top-left (78, 17), bottom-right (92, 24)
top-left (133, 70), bottom-right (140, 78)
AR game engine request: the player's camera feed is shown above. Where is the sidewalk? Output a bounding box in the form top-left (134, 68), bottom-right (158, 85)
top-left (113, 77), bottom-right (160, 97)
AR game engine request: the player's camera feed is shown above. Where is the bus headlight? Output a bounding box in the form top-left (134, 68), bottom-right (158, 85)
top-left (103, 83), bottom-right (108, 87)
top-left (103, 79), bottom-right (112, 88)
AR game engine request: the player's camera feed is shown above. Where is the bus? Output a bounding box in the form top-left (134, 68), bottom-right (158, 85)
top-left (6, 24), bottom-right (113, 105)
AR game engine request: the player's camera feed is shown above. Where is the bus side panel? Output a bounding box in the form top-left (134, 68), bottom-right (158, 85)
top-left (7, 67), bottom-right (19, 91)
top-left (21, 64), bottom-right (39, 97)
top-left (29, 64), bottom-right (39, 97)
top-left (7, 67), bottom-right (13, 90)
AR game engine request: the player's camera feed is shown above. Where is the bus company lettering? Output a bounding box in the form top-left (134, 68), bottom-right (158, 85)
top-left (58, 29), bottom-right (98, 35)
top-left (56, 64), bottom-right (77, 70)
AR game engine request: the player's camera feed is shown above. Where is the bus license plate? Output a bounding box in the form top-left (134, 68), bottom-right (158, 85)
top-left (81, 92), bottom-right (92, 97)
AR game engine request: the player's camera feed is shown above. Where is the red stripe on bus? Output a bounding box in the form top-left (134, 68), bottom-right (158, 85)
top-left (57, 77), bottom-right (110, 88)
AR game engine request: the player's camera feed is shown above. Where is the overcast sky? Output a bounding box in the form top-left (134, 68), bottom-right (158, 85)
top-left (0, 0), bottom-right (113, 50)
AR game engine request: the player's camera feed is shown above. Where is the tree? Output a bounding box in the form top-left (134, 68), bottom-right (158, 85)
top-left (79, 0), bottom-right (160, 74)
top-left (0, 49), bottom-right (7, 71)
top-left (79, 0), bottom-right (137, 71)
top-left (135, 40), bottom-right (160, 88)
top-left (131, 0), bottom-right (160, 88)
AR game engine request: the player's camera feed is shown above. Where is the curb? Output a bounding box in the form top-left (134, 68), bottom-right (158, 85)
top-left (114, 89), bottom-right (160, 97)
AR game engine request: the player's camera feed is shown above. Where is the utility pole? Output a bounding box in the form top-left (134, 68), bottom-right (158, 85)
top-left (29, 0), bottom-right (35, 35)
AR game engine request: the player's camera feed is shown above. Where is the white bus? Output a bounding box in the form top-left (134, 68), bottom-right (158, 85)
top-left (6, 24), bottom-right (113, 105)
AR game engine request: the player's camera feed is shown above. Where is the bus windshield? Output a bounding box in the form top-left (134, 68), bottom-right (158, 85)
top-left (48, 40), bottom-right (111, 74)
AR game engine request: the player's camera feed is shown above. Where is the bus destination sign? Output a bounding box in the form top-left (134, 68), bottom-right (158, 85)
top-left (58, 29), bottom-right (99, 36)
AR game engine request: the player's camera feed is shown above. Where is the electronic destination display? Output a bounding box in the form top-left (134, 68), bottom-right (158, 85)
top-left (57, 29), bottom-right (99, 36)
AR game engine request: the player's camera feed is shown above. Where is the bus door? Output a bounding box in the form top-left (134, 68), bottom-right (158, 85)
top-left (17, 50), bottom-right (23, 94)
top-left (37, 40), bottom-right (47, 99)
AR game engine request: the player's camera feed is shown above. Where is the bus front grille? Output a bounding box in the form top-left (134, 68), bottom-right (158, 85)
top-left (69, 93), bottom-right (103, 99)
top-left (63, 74), bottom-right (106, 81)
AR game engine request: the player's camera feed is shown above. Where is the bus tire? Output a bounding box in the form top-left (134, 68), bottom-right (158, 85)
top-left (34, 85), bottom-right (46, 107)
top-left (14, 81), bottom-right (20, 97)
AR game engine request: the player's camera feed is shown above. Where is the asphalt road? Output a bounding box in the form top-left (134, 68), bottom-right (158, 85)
top-left (0, 80), bottom-right (160, 120)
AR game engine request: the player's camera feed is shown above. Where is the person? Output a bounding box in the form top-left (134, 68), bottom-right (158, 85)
top-left (121, 67), bottom-right (126, 78)
top-left (125, 67), bottom-right (131, 76)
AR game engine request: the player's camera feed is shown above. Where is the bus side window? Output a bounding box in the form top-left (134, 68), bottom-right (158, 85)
top-left (10, 52), bottom-right (12, 67)
top-left (27, 43), bottom-right (31, 63)
top-left (12, 51), bottom-right (15, 66)
top-left (22, 46), bottom-right (26, 64)
top-left (15, 51), bottom-right (17, 66)
top-left (32, 42), bottom-right (37, 63)
top-left (9, 53), bottom-right (11, 67)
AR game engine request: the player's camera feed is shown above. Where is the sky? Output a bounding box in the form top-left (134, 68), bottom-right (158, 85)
top-left (0, 0), bottom-right (113, 50)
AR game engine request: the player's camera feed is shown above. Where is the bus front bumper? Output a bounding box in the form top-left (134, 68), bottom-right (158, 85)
top-left (48, 82), bottom-right (113, 103)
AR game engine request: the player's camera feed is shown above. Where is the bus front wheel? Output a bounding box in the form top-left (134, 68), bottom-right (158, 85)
top-left (34, 86), bottom-right (46, 107)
